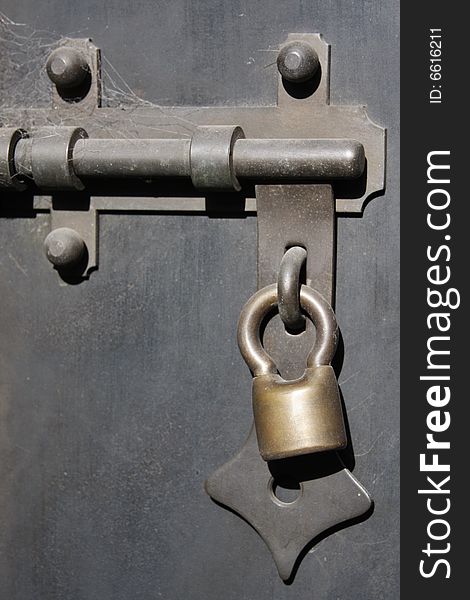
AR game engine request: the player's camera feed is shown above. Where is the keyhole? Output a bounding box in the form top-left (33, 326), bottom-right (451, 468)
top-left (269, 478), bottom-right (302, 506)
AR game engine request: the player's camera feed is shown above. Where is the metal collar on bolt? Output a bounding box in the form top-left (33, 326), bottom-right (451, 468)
top-left (0, 128), bottom-right (28, 190)
top-left (31, 126), bottom-right (88, 191)
top-left (190, 125), bottom-right (245, 191)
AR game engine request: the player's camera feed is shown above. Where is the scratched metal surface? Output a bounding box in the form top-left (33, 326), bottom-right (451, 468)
top-left (0, 1), bottom-right (399, 598)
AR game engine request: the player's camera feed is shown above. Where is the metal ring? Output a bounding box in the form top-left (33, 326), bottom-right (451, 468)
top-left (278, 246), bottom-right (307, 331)
top-left (237, 283), bottom-right (338, 376)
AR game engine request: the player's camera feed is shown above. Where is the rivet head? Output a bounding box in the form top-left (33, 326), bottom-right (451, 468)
top-left (46, 47), bottom-right (89, 89)
top-left (277, 41), bottom-right (319, 83)
top-left (44, 228), bottom-right (86, 268)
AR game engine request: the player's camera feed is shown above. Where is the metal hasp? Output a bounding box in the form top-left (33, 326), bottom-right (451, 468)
top-left (206, 427), bottom-right (371, 581)
top-left (0, 33), bottom-right (385, 278)
top-left (206, 185), bottom-right (375, 580)
top-left (206, 34), bottom-right (385, 582)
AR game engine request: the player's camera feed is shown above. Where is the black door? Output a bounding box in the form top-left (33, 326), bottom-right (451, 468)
top-left (0, 2), bottom-right (399, 598)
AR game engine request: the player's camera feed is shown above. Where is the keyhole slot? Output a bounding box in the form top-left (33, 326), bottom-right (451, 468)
top-left (269, 477), bottom-right (302, 506)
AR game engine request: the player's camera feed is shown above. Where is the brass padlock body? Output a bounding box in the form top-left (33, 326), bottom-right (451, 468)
top-left (253, 365), bottom-right (347, 461)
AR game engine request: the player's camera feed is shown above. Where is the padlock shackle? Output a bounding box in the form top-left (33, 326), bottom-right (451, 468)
top-left (237, 283), bottom-right (338, 376)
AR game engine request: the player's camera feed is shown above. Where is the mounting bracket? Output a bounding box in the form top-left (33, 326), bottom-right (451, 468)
top-left (0, 33), bottom-right (385, 279)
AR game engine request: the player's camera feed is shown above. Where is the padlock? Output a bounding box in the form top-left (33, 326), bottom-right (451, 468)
top-left (237, 283), bottom-right (347, 461)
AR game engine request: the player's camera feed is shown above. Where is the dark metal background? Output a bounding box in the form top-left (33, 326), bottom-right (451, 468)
top-left (0, 1), bottom-right (399, 598)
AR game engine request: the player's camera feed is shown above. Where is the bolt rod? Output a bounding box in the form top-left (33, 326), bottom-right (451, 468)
top-left (13, 137), bottom-right (365, 186)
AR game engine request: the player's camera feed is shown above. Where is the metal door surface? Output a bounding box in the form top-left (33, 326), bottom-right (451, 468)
top-left (0, 2), bottom-right (399, 598)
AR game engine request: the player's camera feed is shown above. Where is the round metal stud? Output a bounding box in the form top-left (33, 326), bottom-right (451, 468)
top-left (44, 228), bottom-right (86, 268)
top-left (46, 47), bottom-right (90, 90)
top-left (277, 41), bottom-right (319, 83)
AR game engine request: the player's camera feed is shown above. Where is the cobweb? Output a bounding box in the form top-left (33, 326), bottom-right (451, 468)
top-left (0, 11), bottom-right (181, 129)
top-left (0, 10), bottom-right (281, 141)
top-left (0, 12), bottom-right (55, 110)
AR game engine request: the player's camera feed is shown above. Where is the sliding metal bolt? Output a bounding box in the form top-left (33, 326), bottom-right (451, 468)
top-left (277, 41), bottom-right (319, 83)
